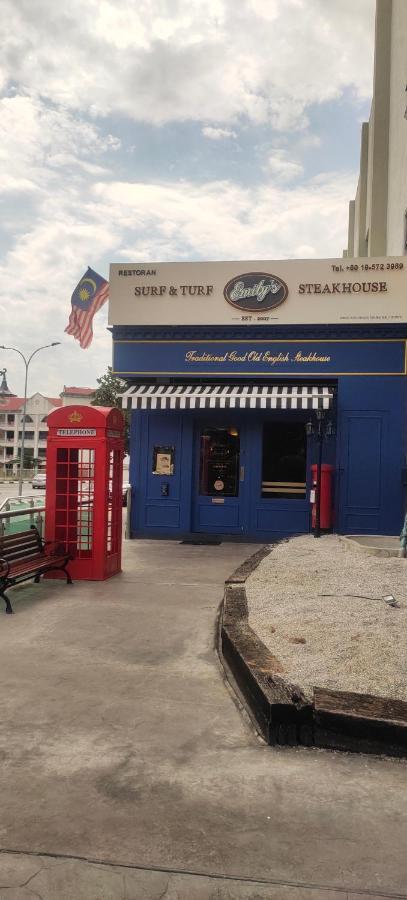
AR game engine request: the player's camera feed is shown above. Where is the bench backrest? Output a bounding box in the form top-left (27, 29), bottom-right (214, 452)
top-left (0, 528), bottom-right (43, 566)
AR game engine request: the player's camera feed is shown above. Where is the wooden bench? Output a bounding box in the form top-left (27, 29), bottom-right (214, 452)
top-left (0, 526), bottom-right (72, 614)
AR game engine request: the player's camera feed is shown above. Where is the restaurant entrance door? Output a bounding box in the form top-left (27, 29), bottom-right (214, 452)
top-left (192, 422), bottom-right (246, 534)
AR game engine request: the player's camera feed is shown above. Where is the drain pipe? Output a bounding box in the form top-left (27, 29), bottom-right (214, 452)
top-left (399, 512), bottom-right (407, 558)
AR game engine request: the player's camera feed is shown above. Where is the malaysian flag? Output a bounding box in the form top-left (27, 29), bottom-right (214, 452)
top-left (65, 267), bottom-right (109, 349)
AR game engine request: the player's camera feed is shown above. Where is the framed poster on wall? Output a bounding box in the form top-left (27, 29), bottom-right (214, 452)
top-left (152, 446), bottom-right (175, 475)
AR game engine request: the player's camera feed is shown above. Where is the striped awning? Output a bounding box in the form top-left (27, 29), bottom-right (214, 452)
top-left (121, 384), bottom-right (334, 410)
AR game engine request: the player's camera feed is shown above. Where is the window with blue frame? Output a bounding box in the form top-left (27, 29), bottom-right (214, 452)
top-left (262, 422), bottom-right (307, 500)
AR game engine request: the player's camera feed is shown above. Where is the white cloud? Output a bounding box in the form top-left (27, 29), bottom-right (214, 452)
top-left (265, 150), bottom-right (304, 183)
top-left (94, 171), bottom-right (354, 261)
top-left (0, 95), bottom-right (120, 195)
top-left (202, 126), bottom-right (237, 140)
top-left (1, 0), bottom-right (375, 129)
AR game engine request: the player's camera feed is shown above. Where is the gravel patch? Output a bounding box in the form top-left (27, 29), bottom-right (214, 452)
top-left (246, 534), bottom-right (407, 703)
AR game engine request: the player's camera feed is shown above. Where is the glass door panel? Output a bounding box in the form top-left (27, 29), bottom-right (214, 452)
top-left (193, 423), bottom-right (245, 534)
top-left (199, 427), bottom-right (240, 497)
top-left (55, 446), bottom-right (95, 557)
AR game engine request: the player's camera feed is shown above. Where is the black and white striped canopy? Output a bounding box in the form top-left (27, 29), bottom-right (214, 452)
top-left (121, 384), bottom-right (333, 410)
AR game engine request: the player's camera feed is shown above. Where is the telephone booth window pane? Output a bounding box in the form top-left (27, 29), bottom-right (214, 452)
top-left (106, 448), bottom-right (121, 555)
top-left (262, 422), bottom-right (307, 499)
top-left (199, 427), bottom-right (240, 497)
top-left (77, 449), bottom-right (94, 557)
top-left (55, 446), bottom-right (95, 557)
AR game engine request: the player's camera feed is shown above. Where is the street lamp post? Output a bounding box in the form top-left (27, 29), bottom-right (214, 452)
top-left (0, 343), bottom-right (61, 496)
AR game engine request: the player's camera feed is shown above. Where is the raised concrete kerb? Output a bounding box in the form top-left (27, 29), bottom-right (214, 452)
top-left (221, 546), bottom-right (313, 747)
top-left (220, 544), bottom-right (407, 758)
top-left (339, 534), bottom-right (402, 558)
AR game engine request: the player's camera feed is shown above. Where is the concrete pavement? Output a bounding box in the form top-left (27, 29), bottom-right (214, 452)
top-left (2, 851), bottom-right (407, 899)
top-left (0, 482), bottom-right (40, 505)
top-left (0, 539), bottom-right (407, 899)
top-left (340, 534), bottom-right (401, 558)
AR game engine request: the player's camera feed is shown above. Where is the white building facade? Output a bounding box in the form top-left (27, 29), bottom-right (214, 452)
top-left (0, 384), bottom-right (96, 476)
top-left (60, 386), bottom-right (96, 406)
top-left (0, 393), bottom-right (62, 474)
top-left (345, 0), bottom-right (407, 257)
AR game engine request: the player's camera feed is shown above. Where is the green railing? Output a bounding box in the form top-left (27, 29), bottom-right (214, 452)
top-left (0, 499), bottom-right (45, 537)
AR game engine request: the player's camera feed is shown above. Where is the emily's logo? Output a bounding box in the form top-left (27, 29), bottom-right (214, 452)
top-left (224, 272), bottom-right (288, 312)
top-left (68, 410), bottom-right (83, 423)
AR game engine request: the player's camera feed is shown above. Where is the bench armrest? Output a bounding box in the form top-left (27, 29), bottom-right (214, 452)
top-left (0, 556), bottom-right (10, 580)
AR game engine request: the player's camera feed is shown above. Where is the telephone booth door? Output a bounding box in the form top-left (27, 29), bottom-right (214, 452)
top-left (53, 444), bottom-right (98, 576)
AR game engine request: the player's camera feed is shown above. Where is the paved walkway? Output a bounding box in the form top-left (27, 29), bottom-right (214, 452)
top-left (340, 535), bottom-right (401, 558)
top-left (0, 539), bottom-right (406, 899)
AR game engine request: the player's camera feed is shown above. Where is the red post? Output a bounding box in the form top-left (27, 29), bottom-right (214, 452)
top-left (311, 463), bottom-right (333, 531)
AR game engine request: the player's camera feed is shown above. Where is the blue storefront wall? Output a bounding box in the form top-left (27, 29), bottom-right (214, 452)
top-left (116, 330), bottom-right (407, 540)
top-left (129, 407), bottom-right (315, 540)
top-left (337, 376), bottom-right (406, 535)
top-left (128, 375), bottom-right (405, 540)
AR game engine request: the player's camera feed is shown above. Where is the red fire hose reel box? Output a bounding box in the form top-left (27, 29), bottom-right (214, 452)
top-left (45, 405), bottom-right (125, 580)
top-left (311, 463), bottom-right (333, 530)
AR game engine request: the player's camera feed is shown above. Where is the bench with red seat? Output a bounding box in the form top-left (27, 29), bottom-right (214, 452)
top-left (0, 526), bottom-right (72, 614)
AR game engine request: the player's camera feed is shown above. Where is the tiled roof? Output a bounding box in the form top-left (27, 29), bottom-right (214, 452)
top-left (0, 397), bottom-right (24, 411)
top-left (61, 386), bottom-right (95, 395)
top-left (0, 397), bottom-right (63, 411)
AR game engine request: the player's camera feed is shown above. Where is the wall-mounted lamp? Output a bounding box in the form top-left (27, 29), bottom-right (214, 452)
top-left (306, 408), bottom-right (336, 440)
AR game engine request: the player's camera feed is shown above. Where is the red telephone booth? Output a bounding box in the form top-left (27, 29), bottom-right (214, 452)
top-left (45, 406), bottom-right (125, 580)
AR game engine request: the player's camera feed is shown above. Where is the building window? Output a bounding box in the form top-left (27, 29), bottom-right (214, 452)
top-left (18, 431), bottom-right (34, 440)
top-left (39, 431), bottom-right (48, 441)
top-left (262, 422), bottom-right (307, 500)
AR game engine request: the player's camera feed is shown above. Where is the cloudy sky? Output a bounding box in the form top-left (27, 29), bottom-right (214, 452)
top-left (0, 0), bottom-right (376, 397)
